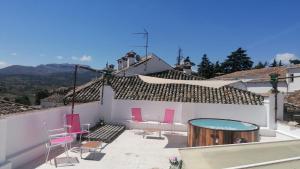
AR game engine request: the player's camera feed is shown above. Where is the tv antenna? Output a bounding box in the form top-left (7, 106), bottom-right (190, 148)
top-left (177, 47), bottom-right (183, 66)
top-left (133, 29), bottom-right (149, 58)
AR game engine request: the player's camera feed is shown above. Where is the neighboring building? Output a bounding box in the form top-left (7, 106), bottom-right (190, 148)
top-left (65, 73), bottom-right (281, 131)
top-left (0, 100), bottom-right (36, 116)
top-left (115, 51), bottom-right (173, 77)
top-left (40, 93), bottom-right (65, 108)
top-left (40, 87), bottom-right (70, 108)
top-left (214, 65), bottom-right (300, 94)
top-left (175, 56), bottom-right (194, 75)
top-left (214, 66), bottom-right (288, 94)
top-left (286, 64), bottom-right (300, 92)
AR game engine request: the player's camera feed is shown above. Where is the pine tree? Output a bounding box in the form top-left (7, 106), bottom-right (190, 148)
top-left (270, 59), bottom-right (277, 67)
top-left (214, 61), bottom-right (223, 75)
top-left (278, 60), bottom-right (283, 66)
top-left (197, 54), bottom-right (214, 79)
top-left (222, 47), bottom-right (253, 73)
top-left (290, 59), bottom-right (300, 64)
top-left (254, 61), bottom-right (266, 69)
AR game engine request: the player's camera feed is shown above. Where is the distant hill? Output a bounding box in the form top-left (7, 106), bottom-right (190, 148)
top-left (0, 64), bottom-right (101, 104)
top-left (0, 63), bottom-right (89, 75)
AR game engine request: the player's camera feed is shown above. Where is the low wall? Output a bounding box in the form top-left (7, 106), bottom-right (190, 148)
top-left (107, 99), bottom-right (268, 129)
top-left (3, 101), bottom-right (101, 169)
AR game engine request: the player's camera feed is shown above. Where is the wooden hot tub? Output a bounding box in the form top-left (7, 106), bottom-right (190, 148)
top-left (187, 118), bottom-right (259, 147)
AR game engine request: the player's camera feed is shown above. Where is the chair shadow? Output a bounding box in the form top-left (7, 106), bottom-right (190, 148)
top-left (55, 156), bottom-right (79, 167)
top-left (164, 133), bottom-right (187, 148)
top-left (82, 152), bottom-right (106, 161)
top-left (21, 142), bottom-right (82, 169)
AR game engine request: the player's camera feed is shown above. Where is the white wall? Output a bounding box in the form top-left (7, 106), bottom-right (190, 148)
top-left (108, 99), bottom-right (269, 128)
top-left (3, 101), bottom-right (101, 169)
top-left (116, 55), bottom-right (173, 77)
top-left (287, 67), bottom-right (300, 92)
top-left (112, 100), bottom-right (182, 123)
top-left (246, 81), bottom-right (287, 94)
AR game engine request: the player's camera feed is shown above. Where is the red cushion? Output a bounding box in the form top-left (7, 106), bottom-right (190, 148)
top-left (50, 136), bottom-right (73, 145)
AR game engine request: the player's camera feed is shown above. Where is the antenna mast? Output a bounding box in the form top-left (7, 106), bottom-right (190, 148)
top-left (177, 47), bottom-right (183, 65)
top-left (133, 29), bottom-right (149, 58)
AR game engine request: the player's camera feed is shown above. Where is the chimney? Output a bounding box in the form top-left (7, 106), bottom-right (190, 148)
top-left (127, 52), bottom-right (136, 67)
top-left (122, 57), bottom-right (128, 69)
top-left (117, 59), bottom-right (123, 70)
top-left (183, 57), bottom-right (193, 75)
top-left (183, 67), bottom-right (192, 75)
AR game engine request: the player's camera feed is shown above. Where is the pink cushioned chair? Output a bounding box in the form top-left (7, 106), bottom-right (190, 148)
top-left (163, 108), bottom-right (175, 132)
top-left (66, 114), bottom-right (90, 143)
top-left (43, 122), bottom-right (74, 167)
top-left (131, 108), bottom-right (143, 122)
top-left (130, 108), bottom-right (143, 129)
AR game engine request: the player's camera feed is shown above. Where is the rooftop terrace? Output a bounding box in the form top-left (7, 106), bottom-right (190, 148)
top-left (21, 130), bottom-right (292, 169)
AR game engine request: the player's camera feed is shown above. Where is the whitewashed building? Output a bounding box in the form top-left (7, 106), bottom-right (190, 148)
top-left (114, 51), bottom-right (173, 77)
top-left (65, 74), bottom-right (283, 133)
top-left (214, 65), bottom-right (300, 94)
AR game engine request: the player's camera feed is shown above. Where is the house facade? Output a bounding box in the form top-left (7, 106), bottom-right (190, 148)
top-left (65, 74), bottom-right (283, 133)
top-left (114, 51), bottom-right (173, 77)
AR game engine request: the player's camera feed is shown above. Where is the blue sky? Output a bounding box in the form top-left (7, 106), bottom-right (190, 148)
top-left (0, 0), bottom-right (300, 69)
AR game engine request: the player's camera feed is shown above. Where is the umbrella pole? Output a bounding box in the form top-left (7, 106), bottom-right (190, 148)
top-left (71, 65), bottom-right (78, 115)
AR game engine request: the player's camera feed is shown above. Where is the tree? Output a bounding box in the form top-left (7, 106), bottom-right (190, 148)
top-left (270, 59), bottom-right (278, 67)
top-left (290, 59), bottom-right (300, 64)
top-left (222, 47), bottom-right (253, 73)
top-left (15, 95), bottom-right (31, 105)
top-left (35, 89), bottom-right (50, 105)
top-left (214, 61), bottom-right (223, 76)
top-left (254, 61), bottom-right (267, 69)
top-left (197, 54), bottom-right (214, 79)
top-left (278, 60), bottom-right (283, 66)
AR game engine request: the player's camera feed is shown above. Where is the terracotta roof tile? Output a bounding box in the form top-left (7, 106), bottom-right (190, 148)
top-left (0, 100), bottom-right (36, 116)
top-left (214, 67), bottom-right (287, 82)
top-left (65, 74), bottom-right (264, 105)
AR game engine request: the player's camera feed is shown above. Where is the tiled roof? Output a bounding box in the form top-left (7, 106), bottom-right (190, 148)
top-left (65, 75), bottom-right (264, 105)
top-left (214, 67), bottom-right (287, 82)
top-left (41, 93), bottom-right (65, 103)
top-left (0, 100), bottom-right (36, 116)
top-left (285, 90), bottom-right (300, 108)
top-left (147, 70), bottom-right (203, 80)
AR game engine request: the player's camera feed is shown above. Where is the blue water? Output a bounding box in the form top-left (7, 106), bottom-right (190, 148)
top-left (190, 119), bottom-right (258, 131)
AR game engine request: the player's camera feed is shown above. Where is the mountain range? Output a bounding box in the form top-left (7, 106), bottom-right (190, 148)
top-left (0, 64), bottom-right (100, 104)
top-left (0, 63), bottom-right (88, 75)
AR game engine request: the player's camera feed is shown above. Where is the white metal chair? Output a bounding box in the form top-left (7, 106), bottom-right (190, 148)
top-left (43, 122), bottom-right (74, 167)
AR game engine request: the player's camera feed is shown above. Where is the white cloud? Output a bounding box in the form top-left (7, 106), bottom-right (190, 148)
top-left (71, 56), bottom-right (78, 60)
top-left (10, 53), bottom-right (17, 56)
top-left (56, 56), bottom-right (63, 60)
top-left (274, 53), bottom-right (299, 64)
top-left (79, 55), bottom-right (92, 62)
top-left (0, 61), bottom-right (9, 68)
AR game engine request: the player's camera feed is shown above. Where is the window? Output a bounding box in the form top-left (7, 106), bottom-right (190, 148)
top-left (290, 73), bottom-right (294, 83)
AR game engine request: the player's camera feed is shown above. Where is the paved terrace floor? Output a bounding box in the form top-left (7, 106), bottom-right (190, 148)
top-left (21, 130), bottom-right (293, 169)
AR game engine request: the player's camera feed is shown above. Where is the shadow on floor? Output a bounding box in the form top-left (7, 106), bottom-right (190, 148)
top-left (55, 157), bottom-right (79, 167)
top-left (164, 133), bottom-right (187, 148)
top-left (82, 152), bottom-right (106, 161)
top-left (20, 142), bottom-right (102, 169)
